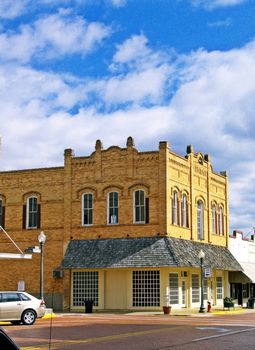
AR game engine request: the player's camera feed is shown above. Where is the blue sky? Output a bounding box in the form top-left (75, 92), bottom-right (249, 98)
top-left (0, 0), bottom-right (255, 234)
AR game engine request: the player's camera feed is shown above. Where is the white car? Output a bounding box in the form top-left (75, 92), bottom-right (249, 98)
top-left (0, 291), bottom-right (46, 325)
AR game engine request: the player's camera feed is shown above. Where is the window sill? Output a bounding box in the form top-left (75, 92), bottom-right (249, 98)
top-left (171, 224), bottom-right (190, 230)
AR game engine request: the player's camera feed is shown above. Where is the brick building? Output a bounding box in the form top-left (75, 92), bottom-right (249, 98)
top-left (0, 137), bottom-right (241, 311)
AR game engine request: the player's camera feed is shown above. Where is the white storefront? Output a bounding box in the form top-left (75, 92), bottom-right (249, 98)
top-left (228, 230), bottom-right (255, 306)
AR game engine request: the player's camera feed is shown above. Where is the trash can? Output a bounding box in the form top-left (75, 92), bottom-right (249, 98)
top-left (247, 298), bottom-right (255, 309)
top-left (84, 300), bottom-right (94, 313)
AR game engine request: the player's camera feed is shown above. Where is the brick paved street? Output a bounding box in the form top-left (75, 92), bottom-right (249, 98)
top-left (1, 309), bottom-right (255, 350)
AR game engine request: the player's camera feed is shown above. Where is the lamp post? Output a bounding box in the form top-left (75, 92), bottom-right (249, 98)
top-left (198, 249), bottom-right (205, 313)
top-left (38, 231), bottom-right (46, 300)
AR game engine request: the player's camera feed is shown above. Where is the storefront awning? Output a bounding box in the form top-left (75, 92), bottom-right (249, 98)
top-left (239, 262), bottom-right (255, 283)
top-left (61, 236), bottom-right (242, 271)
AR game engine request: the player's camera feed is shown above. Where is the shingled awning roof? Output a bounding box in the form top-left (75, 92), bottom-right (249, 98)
top-left (61, 236), bottom-right (242, 271)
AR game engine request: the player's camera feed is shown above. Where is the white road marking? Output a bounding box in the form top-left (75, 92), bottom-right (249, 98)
top-left (193, 327), bottom-right (255, 342)
top-left (196, 327), bottom-right (230, 332)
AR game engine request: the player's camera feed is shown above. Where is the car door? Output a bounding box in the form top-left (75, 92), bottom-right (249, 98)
top-left (0, 292), bottom-right (23, 320)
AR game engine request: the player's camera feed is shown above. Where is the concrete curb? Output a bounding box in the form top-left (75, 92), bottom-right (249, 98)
top-left (49, 307), bottom-right (255, 318)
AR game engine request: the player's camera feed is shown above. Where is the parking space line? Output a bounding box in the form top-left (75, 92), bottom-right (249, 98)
top-left (193, 327), bottom-right (255, 342)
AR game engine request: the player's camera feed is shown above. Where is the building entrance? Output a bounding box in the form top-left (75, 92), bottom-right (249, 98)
top-left (180, 279), bottom-right (187, 307)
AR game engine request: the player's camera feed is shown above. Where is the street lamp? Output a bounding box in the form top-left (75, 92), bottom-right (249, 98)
top-left (198, 249), bottom-right (205, 313)
top-left (38, 231), bottom-right (46, 300)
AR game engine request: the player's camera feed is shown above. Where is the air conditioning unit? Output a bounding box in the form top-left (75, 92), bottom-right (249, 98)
top-left (53, 269), bottom-right (63, 279)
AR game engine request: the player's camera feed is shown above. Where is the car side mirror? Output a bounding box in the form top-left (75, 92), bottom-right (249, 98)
top-left (0, 328), bottom-right (20, 350)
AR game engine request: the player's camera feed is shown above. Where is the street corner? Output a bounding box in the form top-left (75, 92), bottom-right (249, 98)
top-left (42, 308), bottom-right (56, 319)
top-left (211, 307), bottom-right (251, 315)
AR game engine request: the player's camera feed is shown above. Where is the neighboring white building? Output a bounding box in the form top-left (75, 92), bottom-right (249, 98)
top-left (228, 230), bottom-right (255, 306)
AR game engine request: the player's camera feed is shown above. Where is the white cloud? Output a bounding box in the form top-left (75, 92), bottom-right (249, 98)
top-left (111, 34), bottom-right (170, 72)
top-left (0, 0), bottom-right (125, 20)
top-left (0, 25), bottom-right (37, 63)
top-left (35, 13), bottom-right (111, 56)
top-left (0, 12), bottom-right (111, 63)
top-left (0, 64), bottom-right (86, 115)
top-left (208, 18), bottom-right (232, 27)
top-left (190, 0), bottom-right (247, 9)
top-left (113, 35), bottom-right (150, 64)
top-left (100, 34), bottom-right (174, 105)
top-left (0, 0), bottom-right (29, 19)
top-left (109, 0), bottom-right (127, 7)
top-left (100, 65), bottom-right (170, 104)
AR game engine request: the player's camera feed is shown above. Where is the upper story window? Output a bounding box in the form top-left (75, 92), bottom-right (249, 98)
top-left (172, 191), bottom-right (179, 225)
top-left (82, 193), bottom-right (93, 226)
top-left (197, 200), bottom-right (204, 240)
top-left (212, 205), bottom-right (217, 233)
top-left (219, 207), bottom-right (224, 235)
top-left (134, 190), bottom-right (145, 224)
top-left (108, 192), bottom-right (118, 224)
top-left (0, 199), bottom-right (5, 229)
top-left (181, 194), bottom-right (188, 228)
top-left (25, 196), bottom-right (40, 229)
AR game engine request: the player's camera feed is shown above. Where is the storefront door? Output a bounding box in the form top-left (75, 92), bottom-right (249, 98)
top-left (181, 280), bottom-right (187, 307)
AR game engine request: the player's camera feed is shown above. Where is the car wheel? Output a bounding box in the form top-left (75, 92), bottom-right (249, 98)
top-left (10, 321), bottom-right (21, 325)
top-left (21, 309), bottom-right (36, 325)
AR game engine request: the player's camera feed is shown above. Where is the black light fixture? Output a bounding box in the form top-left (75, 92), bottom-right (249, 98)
top-left (38, 231), bottom-right (46, 300)
top-left (198, 249), bottom-right (206, 313)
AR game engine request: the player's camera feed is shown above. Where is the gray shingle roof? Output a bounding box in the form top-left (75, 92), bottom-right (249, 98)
top-left (61, 236), bottom-right (242, 271)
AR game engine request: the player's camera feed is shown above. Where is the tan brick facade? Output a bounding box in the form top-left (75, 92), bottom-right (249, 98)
top-left (0, 137), bottom-right (229, 310)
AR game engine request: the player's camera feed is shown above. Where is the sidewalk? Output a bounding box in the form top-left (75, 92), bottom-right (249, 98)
top-left (44, 306), bottom-right (255, 319)
top-left (129, 306), bottom-right (255, 317)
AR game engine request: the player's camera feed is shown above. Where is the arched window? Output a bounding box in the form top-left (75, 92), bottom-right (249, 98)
top-left (26, 196), bottom-right (39, 229)
top-left (108, 192), bottom-right (118, 224)
top-left (82, 193), bottom-right (93, 225)
top-left (212, 205), bottom-right (217, 233)
top-left (0, 199), bottom-right (5, 229)
top-left (134, 190), bottom-right (145, 223)
top-left (219, 207), bottom-right (224, 235)
top-left (181, 194), bottom-right (188, 228)
top-left (172, 191), bottom-right (179, 225)
top-left (197, 200), bottom-right (204, 240)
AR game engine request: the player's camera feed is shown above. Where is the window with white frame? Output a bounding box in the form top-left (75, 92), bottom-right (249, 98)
top-left (108, 192), bottom-right (118, 224)
top-left (134, 190), bottom-right (145, 223)
top-left (192, 274), bottom-right (200, 303)
top-left (212, 205), bottom-right (217, 233)
top-left (216, 276), bottom-right (223, 300)
top-left (219, 207), bottom-right (224, 235)
top-left (82, 193), bottom-right (93, 225)
top-left (197, 200), bottom-right (204, 240)
top-left (132, 270), bottom-right (160, 307)
top-left (26, 197), bottom-right (38, 229)
top-left (169, 273), bottom-right (179, 304)
top-left (72, 271), bottom-right (99, 307)
top-left (172, 191), bottom-right (178, 225)
top-left (181, 194), bottom-right (188, 227)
